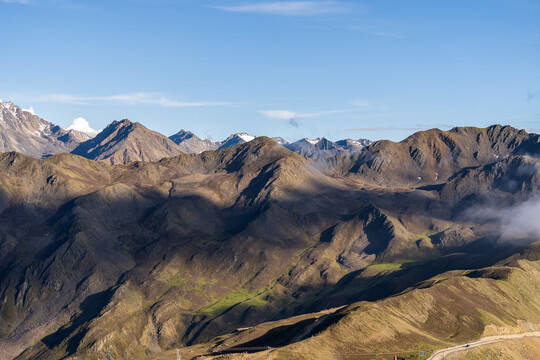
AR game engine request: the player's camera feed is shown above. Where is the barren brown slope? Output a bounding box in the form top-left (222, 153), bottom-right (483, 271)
top-left (71, 119), bottom-right (185, 164)
top-left (0, 128), bottom-right (538, 360)
top-left (0, 138), bottom-right (322, 358)
top-left (437, 154), bottom-right (540, 201)
top-left (346, 125), bottom-right (539, 186)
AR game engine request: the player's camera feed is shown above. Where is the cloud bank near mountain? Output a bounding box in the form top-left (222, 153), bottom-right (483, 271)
top-left (466, 196), bottom-right (540, 244)
top-left (67, 117), bottom-right (101, 137)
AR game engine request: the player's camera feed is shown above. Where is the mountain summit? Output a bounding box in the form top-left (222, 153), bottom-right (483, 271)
top-left (0, 101), bottom-right (89, 158)
top-left (72, 119), bottom-right (185, 164)
top-left (218, 132), bottom-right (256, 149)
top-left (169, 129), bottom-right (220, 154)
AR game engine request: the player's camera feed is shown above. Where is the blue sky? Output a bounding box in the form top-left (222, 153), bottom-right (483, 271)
top-left (1, 0), bottom-right (539, 142)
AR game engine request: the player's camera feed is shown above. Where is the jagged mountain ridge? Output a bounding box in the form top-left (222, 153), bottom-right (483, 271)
top-left (171, 131), bottom-right (373, 158)
top-left (0, 126), bottom-right (538, 359)
top-left (284, 137), bottom-right (372, 158)
top-left (0, 101), bottom-right (90, 158)
top-left (340, 124), bottom-right (540, 186)
top-left (0, 101), bottom-right (373, 163)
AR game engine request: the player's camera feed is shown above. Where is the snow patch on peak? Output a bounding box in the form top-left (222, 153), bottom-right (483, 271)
top-left (272, 137), bottom-right (289, 145)
top-left (1, 101), bottom-right (19, 119)
top-left (238, 133), bottom-right (255, 142)
top-left (305, 138), bottom-right (320, 145)
top-left (1, 101), bottom-right (14, 110)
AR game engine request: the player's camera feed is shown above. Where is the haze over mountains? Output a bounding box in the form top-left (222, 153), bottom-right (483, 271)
top-left (0, 100), bottom-right (539, 359)
top-left (0, 101), bottom-right (372, 163)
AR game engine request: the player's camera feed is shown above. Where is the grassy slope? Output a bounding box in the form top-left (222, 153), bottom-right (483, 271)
top-left (272, 257), bottom-right (540, 359)
top-left (147, 246), bottom-right (540, 360)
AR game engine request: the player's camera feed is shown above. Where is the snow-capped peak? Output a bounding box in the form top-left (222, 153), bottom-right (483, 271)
top-left (237, 133), bottom-right (255, 142)
top-left (305, 138), bottom-right (320, 145)
top-left (0, 101), bottom-right (13, 109)
top-left (0, 101), bottom-right (19, 120)
top-left (272, 137), bottom-right (289, 145)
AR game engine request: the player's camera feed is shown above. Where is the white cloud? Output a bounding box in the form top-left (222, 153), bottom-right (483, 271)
top-left (22, 106), bottom-right (35, 115)
top-left (464, 196), bottom-right (540, 245)
top-left (260, 110), bottom-right (302, 120)
top-left (9, 92), bottom-right (233, 108)
top-left (66, 117), bottom-right (101, 137)
top-left (104, 93), bottom-right (232, 107)
top-left (259, 109), bottom-right (349, 120)
top-left (210, 1), bottom-right (349, 16)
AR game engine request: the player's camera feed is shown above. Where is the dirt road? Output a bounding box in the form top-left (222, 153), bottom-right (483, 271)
top-left (427, 331), bottom-right (540, 359)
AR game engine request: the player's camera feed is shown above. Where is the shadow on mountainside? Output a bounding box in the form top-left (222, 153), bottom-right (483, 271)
top-left (1, 132), bottom-right (538, 358)
top-left (27, 288), bottom-right (115, 357)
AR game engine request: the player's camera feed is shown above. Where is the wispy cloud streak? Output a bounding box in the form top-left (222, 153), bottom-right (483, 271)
top-left (0, 0), bottom-right (30, 3)
top-left (260, 108), bottom-right (351, 128)
top-left (209, 1), bottom-right (350, 16)
top-left (260, 109), bottom-right (350, 120)
top-left (10, 92), bottom-right (233, 107)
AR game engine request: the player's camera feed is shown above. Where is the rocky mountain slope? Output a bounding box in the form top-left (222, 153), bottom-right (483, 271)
top-left (71, 119), bottom-right (186, 164)
top-left (169, 130), bottom-right (220, 154)
top-left (0, 101), bottom-right (90, 158)
top-left (0, 125), bottom-right (538, 360)
top-left (335, 125), bottom-right (539, 187)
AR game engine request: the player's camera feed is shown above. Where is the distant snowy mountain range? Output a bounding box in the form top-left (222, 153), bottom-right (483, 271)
top-left (169, 131), bottom-right (371, 157)
top-left (0, 100), bottom-right (372, 163)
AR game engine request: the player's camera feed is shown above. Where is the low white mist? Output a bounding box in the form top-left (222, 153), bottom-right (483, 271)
top-left (499, 197), bottom-right (540, 241)
top-left (467, 196), bottom-right (540, 244)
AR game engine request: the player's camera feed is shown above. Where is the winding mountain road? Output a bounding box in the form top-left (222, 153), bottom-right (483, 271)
top-left (427, 331), bottom-right (540, 359)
